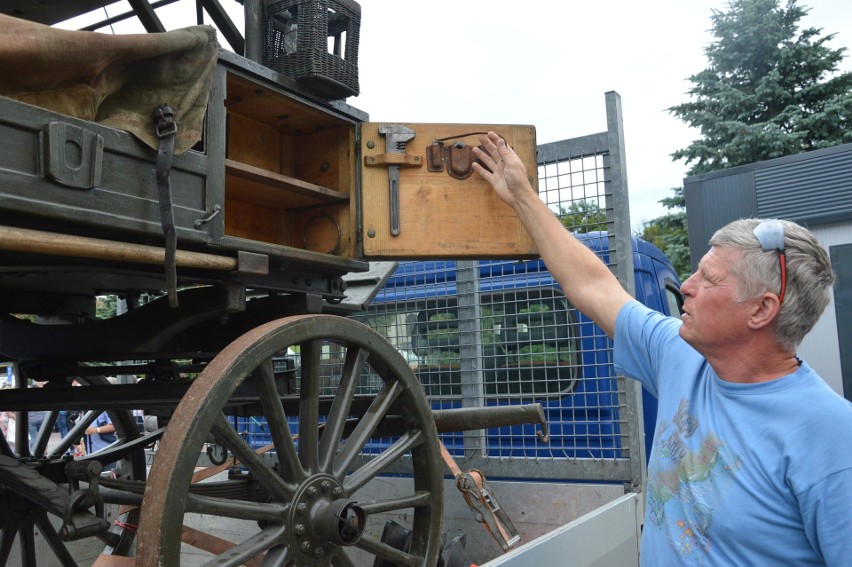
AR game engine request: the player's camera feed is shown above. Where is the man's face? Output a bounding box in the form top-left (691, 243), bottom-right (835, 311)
top-left (678, 246), bottom-right (754, 354)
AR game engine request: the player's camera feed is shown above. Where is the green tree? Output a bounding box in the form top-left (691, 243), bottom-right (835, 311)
top-left (641, 188), bottom-right (691, 281)
top-left (96, 295), bottom-right (117, 319)
top-left (642, 0), bottom-right (852, 281)
top-left (669, 0), bottom-right (852, 176)
top-left (557, 199), bottom-right (607, 233)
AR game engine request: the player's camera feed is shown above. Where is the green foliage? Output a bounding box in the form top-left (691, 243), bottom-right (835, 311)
top-left (95, 295), bottom-right (117, 319)
top-left (640, 188), bottom-right (692, 281)
top-left (558, 199), bottom-right (608, 233)
top-left (669, 0), bottom-right (852, 176)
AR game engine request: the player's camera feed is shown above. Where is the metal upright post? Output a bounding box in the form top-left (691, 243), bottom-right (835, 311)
top-left (243, 0), bottom-right (263, 62)
top-left (457, 260), bottom-right (487, 459)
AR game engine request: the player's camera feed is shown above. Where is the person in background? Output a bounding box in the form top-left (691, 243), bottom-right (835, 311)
top-left (27, 409), bottom-right (46, 453)
top-left (2, 411), bottom-right (13, 450)
top-left (84, 412), bottom-right (117, 470)
top-left (472, 131), bottom-right (852, 566)
top-left (56, 410), bottom-right (69, 438)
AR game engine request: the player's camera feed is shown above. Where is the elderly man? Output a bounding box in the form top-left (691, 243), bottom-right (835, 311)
top-left (473, 132), bottom-right (852, 565)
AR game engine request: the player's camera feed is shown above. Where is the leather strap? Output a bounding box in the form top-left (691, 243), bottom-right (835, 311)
top-left (154, 104), bottom-right (179, 307)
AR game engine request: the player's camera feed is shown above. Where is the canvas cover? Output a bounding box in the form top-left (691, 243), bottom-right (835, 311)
top-left (0, 14), bottom-right (218, 155)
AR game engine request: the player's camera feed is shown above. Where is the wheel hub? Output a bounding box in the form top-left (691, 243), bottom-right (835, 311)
top-left (289, 474), bottom-right (366, 563)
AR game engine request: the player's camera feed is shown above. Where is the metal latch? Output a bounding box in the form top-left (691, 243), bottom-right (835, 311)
top-left (426, 132), bottom-right (492, 180)
top-left (43, 122), bottom-right (104, 189)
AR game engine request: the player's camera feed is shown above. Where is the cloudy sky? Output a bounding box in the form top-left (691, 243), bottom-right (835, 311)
top-left (61, 0), bottom-right (852, 229)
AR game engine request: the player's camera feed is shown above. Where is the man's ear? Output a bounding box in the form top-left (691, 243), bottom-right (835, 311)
top-left (748, 293), bottom-right (781, 330)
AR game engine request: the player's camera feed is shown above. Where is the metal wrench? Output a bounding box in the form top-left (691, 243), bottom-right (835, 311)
top-left (378, 125), bottom-right (415, 236)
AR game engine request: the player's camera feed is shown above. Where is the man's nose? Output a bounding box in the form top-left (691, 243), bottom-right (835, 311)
top-left (680, 274), bottom-right (696, 296)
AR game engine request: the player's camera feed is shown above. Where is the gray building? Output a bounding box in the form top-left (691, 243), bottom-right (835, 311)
top-left (684, 142), bottom-right (852, 401)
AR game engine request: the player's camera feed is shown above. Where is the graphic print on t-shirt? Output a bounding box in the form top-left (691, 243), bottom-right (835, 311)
top-left (646, 398), bottom-right (741, 562)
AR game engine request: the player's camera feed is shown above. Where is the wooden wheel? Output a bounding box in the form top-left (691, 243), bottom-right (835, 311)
top-left (0, 375), bottom-right (146, 565)
top-left (137, 314), bottom-right (444, 566)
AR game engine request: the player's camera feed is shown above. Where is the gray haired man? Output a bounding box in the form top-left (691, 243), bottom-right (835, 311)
top-left (473, 131), bottom-right (852, 565)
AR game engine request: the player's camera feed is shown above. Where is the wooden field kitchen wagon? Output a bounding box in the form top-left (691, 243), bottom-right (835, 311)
top-left (0, 1), bottom-right (547, 565)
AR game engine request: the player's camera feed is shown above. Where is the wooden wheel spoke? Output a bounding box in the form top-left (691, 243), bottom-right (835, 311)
top-left (0, 434), bottom-right (14, 458)
top-left (254, 362), bottom-right (305, 483)
top-left (344, 430), bottom-right (423, 493)
top-left (298, 338), bottom-right (322, 472)
top-left (196, 526), bottom-right (285, 567)
top-left (334, 381), bottom-right (405, 477)
top-left (0, 528), bottom-right (17, 566)
top-left (46, 433), bottom-right (76, 460)
top-left (354, 534), bottom-right (422, 567)
top-left (185, 492), bottom-right (286, 522)
top-left (359, 490), bottom-right (433, 515)
top-left (211, 414), bottom-right (295, 499)
top-left (34, 511), bottom-right (76, 566)
top-left (19, 521), bottom-right (36, 565)
top-left (318, 345), bottom-right (369, 472)
top-left (47, 415), bottom-right (92, 459)
top-left (181, 525), bottom-right (276, 567)
top-left (258, 543), bottom-right (291, 566)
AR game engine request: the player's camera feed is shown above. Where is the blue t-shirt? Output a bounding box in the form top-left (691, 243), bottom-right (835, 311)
top-left (615, 301), bottom-right (852, 566)
top-left (87, 412), bottom-right (115, 454)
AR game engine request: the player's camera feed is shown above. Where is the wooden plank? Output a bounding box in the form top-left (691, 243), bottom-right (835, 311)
top-left (291, 126), bottom-right (351, 192)
top-left (361, 124), bottom-right (539, 259)
top-left (224, 198), bottom-right (287, 245)
top-left (226, 160), bottom-right (350, 208)
top-left (225, 73), bottom-right (343, 133)
top-left (227, 113), bottom-right (283, 172)
top-left (181, 525), bottom-right (264, 567)
top-left (0, 225), bottom-right (238, 270)
top-left (92, 555), bottom-right (136, 567)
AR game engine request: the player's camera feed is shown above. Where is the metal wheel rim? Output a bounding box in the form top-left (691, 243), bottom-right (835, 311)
top-left (137, 314), bottom-right (444, 566)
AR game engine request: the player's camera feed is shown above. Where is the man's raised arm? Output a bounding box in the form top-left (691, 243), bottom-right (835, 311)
top-left (472, 132), bottom-right (632, 337)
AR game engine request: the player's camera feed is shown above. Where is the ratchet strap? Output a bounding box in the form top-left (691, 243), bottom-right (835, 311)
top-left (439, 440), bottom-right (520, 552)
top-left (154, 104), bottom-right (179, 307)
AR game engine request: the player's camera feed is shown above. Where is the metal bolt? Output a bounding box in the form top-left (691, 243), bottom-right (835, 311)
top-left (301, 541), bottom-right (313, 553)
top-left (332, 487), bottom-right (343, 498)
top-left (366, 140), bottom-right (376, 149)
top-left (295, 524), bottom-right (306, 535)
top-left (296, 503), bottom-right (307, 514)
top-left (320, 481), bottom-right (331, 492)
top-left (367, 229), bottom-right (376, 238)
top-left (306, 486), bottom-right (318, 497)
top-left (321, 162), bottom-right (331, 172)
top-left (313, 547), bottom-right (326, 558)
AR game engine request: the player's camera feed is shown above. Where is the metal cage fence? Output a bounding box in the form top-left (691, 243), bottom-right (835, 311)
top-left (346, 93), bottom-right (639, 483)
